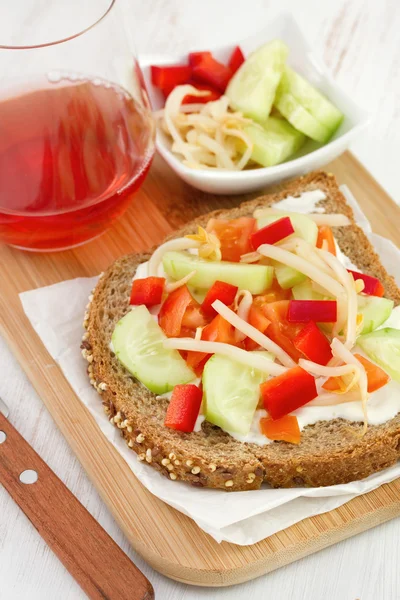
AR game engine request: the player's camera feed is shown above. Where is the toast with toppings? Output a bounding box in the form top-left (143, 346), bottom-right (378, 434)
top-left (83, 171), bottom-right (400, 490)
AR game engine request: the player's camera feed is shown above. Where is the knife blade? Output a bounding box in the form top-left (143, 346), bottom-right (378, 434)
top-left (0, 396), bottom-right (154, 600)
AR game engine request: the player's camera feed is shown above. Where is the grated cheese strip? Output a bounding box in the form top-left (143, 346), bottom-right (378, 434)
top-left (257, 244), bottom-right (345, 298)
top-left (331, 338), bottom-right (369, 433)
top-left (240, 251), bottom-right (262, 263)
top-left (212, 300), bottom-right (295, 368)
top-left (318, 248), bottom-right (358, 346)
top-left (165, 270), bottom-right (196, 293)
top-left (148, 238), bottom-right (199, 277)
top-left (253, 207), bottom-right (351, 226)
top-left (308, 391), bottom-right (361, 406)
top-left (235, 290), bottom-right (253, 342)
top-left (163, 338), bottom-right (287, 375)
top-left (292, 238), bottom-right (336, 276)
top-left (299, 359), bottom-right (359, 379)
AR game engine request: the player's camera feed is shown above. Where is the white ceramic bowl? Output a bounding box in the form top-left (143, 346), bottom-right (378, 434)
top-left (140, 13), bottom-right (369, 195)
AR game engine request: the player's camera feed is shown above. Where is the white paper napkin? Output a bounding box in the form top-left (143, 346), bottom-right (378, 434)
top-left (19, 186), bottom-right (400, 545)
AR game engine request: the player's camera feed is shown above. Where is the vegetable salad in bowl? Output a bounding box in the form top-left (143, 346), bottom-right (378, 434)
top-left (151, 40), bottom-right (344, 171)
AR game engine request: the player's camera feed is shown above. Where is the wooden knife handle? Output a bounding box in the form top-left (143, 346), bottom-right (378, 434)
top-left (0, 412), bottom-right (154, 600)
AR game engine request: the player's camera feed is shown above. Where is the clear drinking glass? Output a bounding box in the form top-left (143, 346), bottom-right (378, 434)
top-left (0, 0), bottom-right (155, 251)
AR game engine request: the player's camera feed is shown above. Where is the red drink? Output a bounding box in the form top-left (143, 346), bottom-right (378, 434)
top-left (0, 78), bottom-right (154, 251)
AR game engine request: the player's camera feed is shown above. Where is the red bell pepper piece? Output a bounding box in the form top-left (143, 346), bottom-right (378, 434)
top-left (293, 321), bottom-right (333, 365)
top-left (316, 225), bottom-right (336, 255)
top-left (348, 270), bottom-right (385, 297)
top-left (260, 414), bottom-right (301, 444)
top-left (130, 277), bottom-right (165, 307)
top-left (158, 285), bottom-right (194, 337)
top-left (151, 65), bottom-right (192, 94)
top-left (201, 281), bottom-right (238, 317)
top-left (261, 366), bottom-right (317, 420)
top-left (288, 300), bottom-right (337, 323)
top-left (192, 54), bottom-right (232, 92)
top-left (164, 384), bottom-right (203, 432)
top-left (228, 46), bottom-right (245, 74)
top-left (182, 80), bottom-right (221, 104)
top-left (250, 216), bottom-right (295, 250)
top-left (188, 51), bottom-right (212, 67)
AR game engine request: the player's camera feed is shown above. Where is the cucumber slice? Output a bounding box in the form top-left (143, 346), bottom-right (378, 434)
top-left (203, 353), bottom-right (271, 435)
top-left (274, 263), bottom-right (306, 289)
top-left (357, 328), bottom-right (400, 382)
top-left (112, 306), bottom-right (195, 394)
top-left (243, 116), bottom-right (306, 167)
top-left (279, 67), bottom-right (344, 132)
top-left (226, 40), bottom-right (289, 122)
top-left (274, 92), bottom-right (332, 143)
top-left (162, 251), bottom-right (274, 294)
top-left (292, 280), bottom-right (328, 300)
top-left (357, 295), bottom-right (394, 334)
top-left (256, 212), bottom-right (318, 246)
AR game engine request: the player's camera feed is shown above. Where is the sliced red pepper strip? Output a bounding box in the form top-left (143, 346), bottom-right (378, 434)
top-left (201, 281), bottom-right (238, 317)
top-left (188, 51), bottom-right (212, 67)
top-left (260, 414), bottom-right (301, 444)
top-left (316, 225), bottom-right (336, 255)
top-left (130, 277), bottom-right (165, 307)
top-left (288, 300), bottom-right (337, 323)
top-left (164, 384), bottom-right (203, 432)
top-left (192, 54), bottom-right (232, 92)
top-left (261, 366), bottom-right (317, 420)
top-left (293, 321), bottom-right (333, 365)
top-left (348, 270), bottom-right (385, 297)
top-left (151, 65), bottom-right (192, 94)
top-left (228, 46), bottom-right (245, 74)
top-left (251, 216), bottom-right (295, 250)
top-left (158, 285), bottom-right (193, 337)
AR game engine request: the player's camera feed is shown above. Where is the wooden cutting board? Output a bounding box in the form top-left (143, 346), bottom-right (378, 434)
top-left (1, 151), bottom-right (400, 587)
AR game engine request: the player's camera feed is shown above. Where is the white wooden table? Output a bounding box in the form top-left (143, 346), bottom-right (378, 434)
top-left (1, 1), bottom-right (400, 598)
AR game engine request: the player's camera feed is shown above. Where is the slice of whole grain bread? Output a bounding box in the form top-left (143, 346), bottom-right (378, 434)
top-left (84, 171), bottom-right (400, 491)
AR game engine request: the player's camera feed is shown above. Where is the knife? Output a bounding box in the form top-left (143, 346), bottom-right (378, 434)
top-left (0, 397), bottom-right (154, 600)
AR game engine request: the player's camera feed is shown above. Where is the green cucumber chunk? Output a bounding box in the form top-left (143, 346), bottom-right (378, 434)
top-left (279, 67), bottom-right (344, 132)
top-left (112, 306), bottom-right (195, 394)
top-left (243, 116), bottom-right (306, 167)
top-left (162, 251), bottom-right (273, 294)
top-left (357, 295), bottom-right (394, 334)
top-left (203, 353), bottom-right (271, 435)
top-left (357, 328), bottom-right (400, 382)
top-left (292, 280), bottom-right (327, 300)
top-left (256, 212), bottom-right (318, 246)
top-left (274, 92), bottom-right (332, 143)
top-left (226, 40), bottom-right (289, 122)
top-left (274, 263), bottom-right (306, 289)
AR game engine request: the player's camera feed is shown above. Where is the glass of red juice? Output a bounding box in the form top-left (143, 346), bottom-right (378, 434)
top-left (0, 0), bottom-right (155, 251)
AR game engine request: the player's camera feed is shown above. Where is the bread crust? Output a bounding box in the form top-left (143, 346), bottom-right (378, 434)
top-left (84, 171), bottom-right (400, 491)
